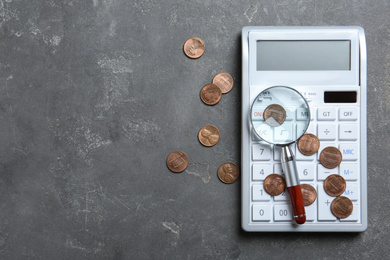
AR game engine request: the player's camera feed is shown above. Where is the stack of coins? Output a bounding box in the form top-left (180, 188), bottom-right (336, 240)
top-left (324, 174), bottom-right (353, 218)
top-left (167, 38), bottom-right (239, 185)
top-left (200, 72), bottom-right (234, 106)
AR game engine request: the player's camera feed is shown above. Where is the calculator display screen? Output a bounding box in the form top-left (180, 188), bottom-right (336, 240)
top-left (257, 40), bottom-right (351, 71)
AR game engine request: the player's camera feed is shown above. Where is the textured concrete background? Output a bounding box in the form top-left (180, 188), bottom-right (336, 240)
top-left (0, 0), bottom-right (389, 259)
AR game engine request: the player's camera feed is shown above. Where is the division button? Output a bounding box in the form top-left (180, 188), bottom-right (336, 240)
top-left (317, 124), bottom-right (337, 140)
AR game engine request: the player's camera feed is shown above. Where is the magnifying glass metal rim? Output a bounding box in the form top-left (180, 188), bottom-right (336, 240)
top-left (250, 85), bottom-right (311, 146)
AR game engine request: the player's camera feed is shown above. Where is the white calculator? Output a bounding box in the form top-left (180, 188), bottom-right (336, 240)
top-left (241, 27), bottom-right (367, 232)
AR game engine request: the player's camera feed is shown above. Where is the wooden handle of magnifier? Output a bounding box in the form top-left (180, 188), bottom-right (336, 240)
top-left (287, 185), bottom-right (306, 224)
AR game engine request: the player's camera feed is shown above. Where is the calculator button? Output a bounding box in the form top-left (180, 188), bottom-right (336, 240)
top-left (304, 203), bottom-right (316, 222)
top-left (296, 108), bottom-right (310, 121)
top-left (273, 163), bottom-right (283, 175)
top-left (339, 143), bottom-right (359, 161)
top-left (296, 124), bottom-right (307, 140)
top-left (340, 204), bottom-right (359, 222)
top-left (285, 107), bottom-right (295, 121)
top-left (317, 124), bottom-right (337, 140)
top-left (274, 189), bottom-right (289, 201)
top-left (252, 184), bottom-right (271, 201)
top-left (296, 123), bottom-right (316, 141)
top-left (252, 143), bottom-right (272, 161)
top-left (252, 107), bottom-right (266, 121)
top-left (296, 163), bottom-right (315, 181)
top-left (317, 108), bottom-right (337, 121)
top-left (252, 204), bottom-right (272, 222)
top-left (317, 164), bottom-right (338, 181)
top-left (343, 183), bottom-right (359, 201)
top-left (274, 124), bottom-right (293, 142)
top-left (273, 146), bottom-right (282, 161)
top-left (306, 123), bottom-right (316, 134)
top-left (252, 163), bottom-right (272, 181)
top-left (340, 163), bottom-right (359, 181)
top-left (339, 108), bottom-right (358, 121)
top-left (317, 142), bottom-right (336, 160)
top-left (310, 108), bottom-right (316, 121)
top-left (339, 124), bottom-right (358, 140)
top-left (274, 204), bottom-right (293, 221)
top-left (253, 122), bottom-right (273, 141)
top-left (317, 185), bottom-right (337, 221)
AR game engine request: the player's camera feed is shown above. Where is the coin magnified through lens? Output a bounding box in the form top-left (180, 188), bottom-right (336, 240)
top-left (251, 86), bottom-right (310, 145)
top-left (250, 86), bottom-right (310, 224)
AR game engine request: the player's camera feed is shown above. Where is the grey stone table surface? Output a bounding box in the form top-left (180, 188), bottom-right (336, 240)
top-left (0, 0), bottom-right (389, 259)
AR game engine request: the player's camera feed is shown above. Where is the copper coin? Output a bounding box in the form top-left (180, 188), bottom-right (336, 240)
top-left (331, 196), bottom-right (353, 219)
top-left (320, 146), bottom-right (342, 169)
top-left (183, 37), bottom-right (205, 59)
top-left (301, 184), bottom-right (317, 206)
top-left (198, 125), bottom-right (220, 147)
top-left (217, 162), bottom-right (239, 184)
top-left (200, 84), bottom-right (222, 106)
top-left (166, 151), bottom-right (189, 173)
top-left (298, 134), bottom-right (320, 156)
top-left (263, 174), bottom-right (286, 196)
top-left (212, 72), bottom-right (234, 94)
top-left (263, 104), bottom-right (287, 127)
top-left (324, 174), bottom-right (346, 197)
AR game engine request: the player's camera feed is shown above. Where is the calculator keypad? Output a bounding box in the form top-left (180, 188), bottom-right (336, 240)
top-left (250, 107), bottom-right (361, 224)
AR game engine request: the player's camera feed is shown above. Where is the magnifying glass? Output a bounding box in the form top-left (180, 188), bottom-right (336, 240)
top-left (251, 86), bottom-right (310, 224)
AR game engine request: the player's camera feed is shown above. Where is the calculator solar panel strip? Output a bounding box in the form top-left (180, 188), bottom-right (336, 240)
top-left (241, 27), bottom-right (367, 232)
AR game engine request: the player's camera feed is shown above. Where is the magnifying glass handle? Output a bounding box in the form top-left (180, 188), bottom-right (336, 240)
top-left (281, 146), bottom-right (306, 225)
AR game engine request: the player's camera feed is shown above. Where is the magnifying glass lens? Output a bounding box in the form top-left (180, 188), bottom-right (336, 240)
top-left (251, 86), bottom-right (310, 145)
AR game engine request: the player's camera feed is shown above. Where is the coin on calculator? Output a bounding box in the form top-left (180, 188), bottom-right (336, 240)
top-left (200, 83), bottom-right (222, 106)
top-left (183, 37), bottom-right (205, 59)
top-left (166, 151), bottom-right (189, 173)
top-left (212, 72), bottom-right (234, 94)
top-left (320, 146), bottom-right (342, 169)
top-left (324, 174), bottom-right (346, 197)
top-left (217, 162), bottom-right (239, 184)
top-left (331, 196), bottom-right (353, 219)
top-left (298, 133), bottom-right (320, 156)
top-left (263, 104), bottom-right (287, 127)
top-left (198, 125), bottom-right (220, 147)
top-left (263, 174), bottom-right (286, 196)
top-left (301, 184), bottom-right (317, 206)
